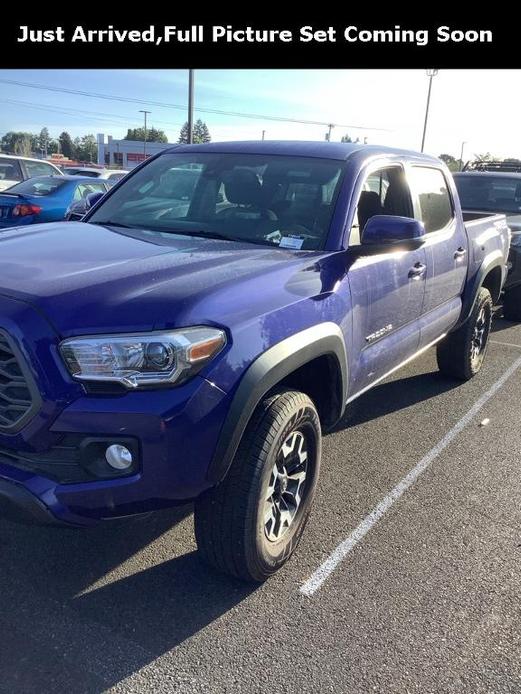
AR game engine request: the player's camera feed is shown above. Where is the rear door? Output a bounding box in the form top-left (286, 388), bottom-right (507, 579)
top-left (346, 163), bottom-right (427, 396)
top-left (0, 158), bottom-right (23, 192)
top-left (409, 166), bottom-right (468, 347)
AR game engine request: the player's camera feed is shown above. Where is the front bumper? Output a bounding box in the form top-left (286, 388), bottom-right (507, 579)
top-left (0, 294), bottom-right (231, 526)
top-left (0, 476), bottom-right (62, 526)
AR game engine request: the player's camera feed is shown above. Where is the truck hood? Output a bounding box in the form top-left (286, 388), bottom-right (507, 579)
top-left (0, 222), bottom-right (332, 336)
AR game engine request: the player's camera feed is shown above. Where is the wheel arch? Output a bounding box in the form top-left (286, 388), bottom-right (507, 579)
top-left (206, 323), bottom-right (348, 485)
top-left (456, 251), bottom-right (505, 328)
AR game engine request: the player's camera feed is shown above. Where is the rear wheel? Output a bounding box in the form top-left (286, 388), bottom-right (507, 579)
top-left (194, 389), bottom-right (321, 582)
top-left (502, 285), bottom-right (521, 322)
top-left (437, 287), bottom-right (493, 380)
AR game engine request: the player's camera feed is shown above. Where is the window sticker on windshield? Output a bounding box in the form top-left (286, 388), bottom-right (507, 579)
top-left (279, 236), bottom-right (304, 250)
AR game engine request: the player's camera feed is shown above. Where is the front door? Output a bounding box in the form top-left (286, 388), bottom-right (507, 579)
top-left (346, 164), bottom-right (427, 396)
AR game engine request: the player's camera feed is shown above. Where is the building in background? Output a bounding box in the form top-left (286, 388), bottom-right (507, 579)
top-left (97, 134), bottom-right (175, 169)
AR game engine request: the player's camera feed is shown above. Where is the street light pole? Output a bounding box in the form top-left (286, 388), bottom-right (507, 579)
top-left (420, 69), bottom-right (438, 153)
top-left (459, 141), bottom-right (467, 171)
top-left (139, 110), bottom-right (151, 157)
top-left (188, 69), bottom-right (195, 144)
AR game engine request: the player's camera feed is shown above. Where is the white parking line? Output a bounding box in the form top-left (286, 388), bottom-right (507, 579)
top-left (300, 355), bottom-right (521, 597)
top-left (491, 340), bottom-right (521, 349)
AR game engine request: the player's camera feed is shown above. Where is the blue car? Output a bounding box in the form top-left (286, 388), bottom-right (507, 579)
top-left (0, 175), bottom-right (110, 228)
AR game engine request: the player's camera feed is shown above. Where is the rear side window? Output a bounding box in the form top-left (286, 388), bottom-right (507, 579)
top-left (6, 177), bottom-right (66, 196)
top-left (412, 167), bottom-right (454, 233)
top-left (0, 157), bottom-right (23, 182)
top-left (73, 182), bottom-right (108, 201)
top-left (24, 160), bottom-right (60, 178)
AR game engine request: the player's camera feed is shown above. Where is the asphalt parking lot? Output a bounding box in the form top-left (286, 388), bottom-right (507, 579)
top-left (1, 314), bottom-right (521, 694)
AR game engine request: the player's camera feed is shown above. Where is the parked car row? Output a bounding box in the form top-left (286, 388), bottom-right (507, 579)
top-left (0, 154), bottom-right (131, 224)
top-left (0, 141), bottom-right (512, 582)
top-left (0, 175), bottom-right (110, 228)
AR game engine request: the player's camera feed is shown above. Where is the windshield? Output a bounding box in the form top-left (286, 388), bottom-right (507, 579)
top-left (88, 152), bottom-right (344, 250)
top-left (6, 176), bottom-right (67, 196)
top-left (455, 175), bottom-right (521, 214)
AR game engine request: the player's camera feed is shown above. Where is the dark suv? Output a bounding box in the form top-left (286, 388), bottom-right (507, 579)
top-left (454, 165), bottom-right (521, 321)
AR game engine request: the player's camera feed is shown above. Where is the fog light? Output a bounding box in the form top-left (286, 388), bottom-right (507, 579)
top-left (105, 444), bottom-right (133, 470)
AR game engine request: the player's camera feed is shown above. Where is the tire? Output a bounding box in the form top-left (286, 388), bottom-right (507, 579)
top-left (436, 287), bottom-right (493, 381)
top-left (502, 285), bottom-right (521, 322)
top-left (194, 389), bottom-right (321, 582)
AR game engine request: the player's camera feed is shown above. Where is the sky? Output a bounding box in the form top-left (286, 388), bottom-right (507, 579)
top-left (0, 69), bottom-right (519, 160)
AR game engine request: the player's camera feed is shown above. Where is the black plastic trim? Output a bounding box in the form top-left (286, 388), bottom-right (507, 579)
top-left (0, 329), bottom-right (41, 434)
top-left (207, 323), bottom-right (347, 485)
top-left (0, 477), bottom-right (61, 526)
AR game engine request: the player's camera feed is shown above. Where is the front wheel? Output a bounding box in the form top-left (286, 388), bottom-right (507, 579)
top-left (437, 287), bottom-right (493, 380)
top-left (194, 389), bottom-right (321, 582)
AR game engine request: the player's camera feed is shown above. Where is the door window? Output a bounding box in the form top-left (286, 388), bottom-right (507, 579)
top-left (0, 157), bottom-right (23, 182)
top-left (411, 167), bottom-right (454, 233)
top-left (350, 166), bottom-right (413, 245)
top-left (24, 160), bottom-right (60, 178)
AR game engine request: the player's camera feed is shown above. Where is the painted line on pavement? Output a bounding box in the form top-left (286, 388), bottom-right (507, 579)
top-left (300, 355), bottom-right (521, 596)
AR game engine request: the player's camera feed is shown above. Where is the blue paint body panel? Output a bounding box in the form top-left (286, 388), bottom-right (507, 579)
top-left (0, 142), bottom-right (510, 525)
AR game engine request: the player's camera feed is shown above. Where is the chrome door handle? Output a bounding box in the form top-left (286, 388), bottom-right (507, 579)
top-left (408, 262), bottom-right (426, 280)
top-left (454, 247), bottom-right (467, 259)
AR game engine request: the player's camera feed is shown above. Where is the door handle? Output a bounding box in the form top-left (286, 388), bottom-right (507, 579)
top-left (454, 247), bottom-right (467, 260)
top-left (408, 262), bottom-right (426, 280)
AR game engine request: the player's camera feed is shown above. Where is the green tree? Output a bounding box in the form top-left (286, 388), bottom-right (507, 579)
top-left (438, 153), bottom-right (460, 172)
top-left (58, 131), bottom-right (76, 159)
top-left (124, 127), bottom-right (168, 143)
top-left (37, 127), bottom-right (51, 156)
top-left (193, 119), bottom-right (211, 144)
top-left (1, 131), bottom-right (34, 156)
top-left (76, 134), bottom-right (97, 162)
top-left (341, 134), bottom-right (353, 143)
top-left (178, 119), bottom-right (211, 144)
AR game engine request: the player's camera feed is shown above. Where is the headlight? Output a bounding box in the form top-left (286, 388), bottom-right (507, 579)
top-left (60, 327), bottom-right (226, 388)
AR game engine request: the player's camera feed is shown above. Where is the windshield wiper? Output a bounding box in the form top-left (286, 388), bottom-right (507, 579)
top-left (90, 220), bottom-right (135, 229)
top-left (159, 228), bottom-right (237, 242)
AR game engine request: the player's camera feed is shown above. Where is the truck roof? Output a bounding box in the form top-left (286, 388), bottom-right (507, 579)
top-left (168, 140), bottom-right (441, 164)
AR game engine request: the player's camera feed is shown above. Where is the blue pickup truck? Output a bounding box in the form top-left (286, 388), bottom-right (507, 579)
top-left (0, 142), bottom-right (510, 581)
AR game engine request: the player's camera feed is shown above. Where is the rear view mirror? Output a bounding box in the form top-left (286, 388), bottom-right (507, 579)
top-left (362, 215), bottom-right (426, 248)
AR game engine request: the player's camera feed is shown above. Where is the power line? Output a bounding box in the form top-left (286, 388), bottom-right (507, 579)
top-left (0, 98), bottom-right (185, 130)
top-left (0, 78), bottom-right (390, 132)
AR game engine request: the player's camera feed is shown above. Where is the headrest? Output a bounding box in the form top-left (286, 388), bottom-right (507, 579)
top-left (224, 169), bottom-right (262, 205)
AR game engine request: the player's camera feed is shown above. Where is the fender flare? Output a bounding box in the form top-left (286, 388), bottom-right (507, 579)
top-left (456, 250), bottom-right (506, 328)
top-left (206, 322), bottom-right (348, 485)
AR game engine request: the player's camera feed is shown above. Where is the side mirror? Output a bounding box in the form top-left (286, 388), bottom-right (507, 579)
top-left (85, 191), bottom-right (105, 209)
top-left (362, 215), bottom-right (426, 248)
top-left (65, 191), bottom-right (105, 222)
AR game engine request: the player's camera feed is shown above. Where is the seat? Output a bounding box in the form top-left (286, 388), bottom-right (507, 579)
top-left (219, 169), bottom-right (276, 221)
top-left (357, 190), bottom-right (384, 232)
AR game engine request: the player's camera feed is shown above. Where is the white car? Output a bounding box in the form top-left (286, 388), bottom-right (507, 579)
top-left (63, 167), bottom-right (130, 186)
top-left (0, 154), bottom-right (63, 191)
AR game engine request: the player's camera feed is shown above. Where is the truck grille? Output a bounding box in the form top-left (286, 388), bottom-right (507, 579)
top-left (0, 332), bottom-right (37, 432)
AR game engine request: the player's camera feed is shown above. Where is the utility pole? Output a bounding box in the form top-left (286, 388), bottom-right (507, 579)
top-left (326, 124), bottom-right (334, 142)
top-left (421, 69), bottom-right (438, 152)
top-left (188, 69), bottom-right (195, 144)
top-left (262, 130), bottom-right (266, 141)
top-left (459, 141), bottom-right (467, 171)
top-left (139, 110), bottom-right (151, 157)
